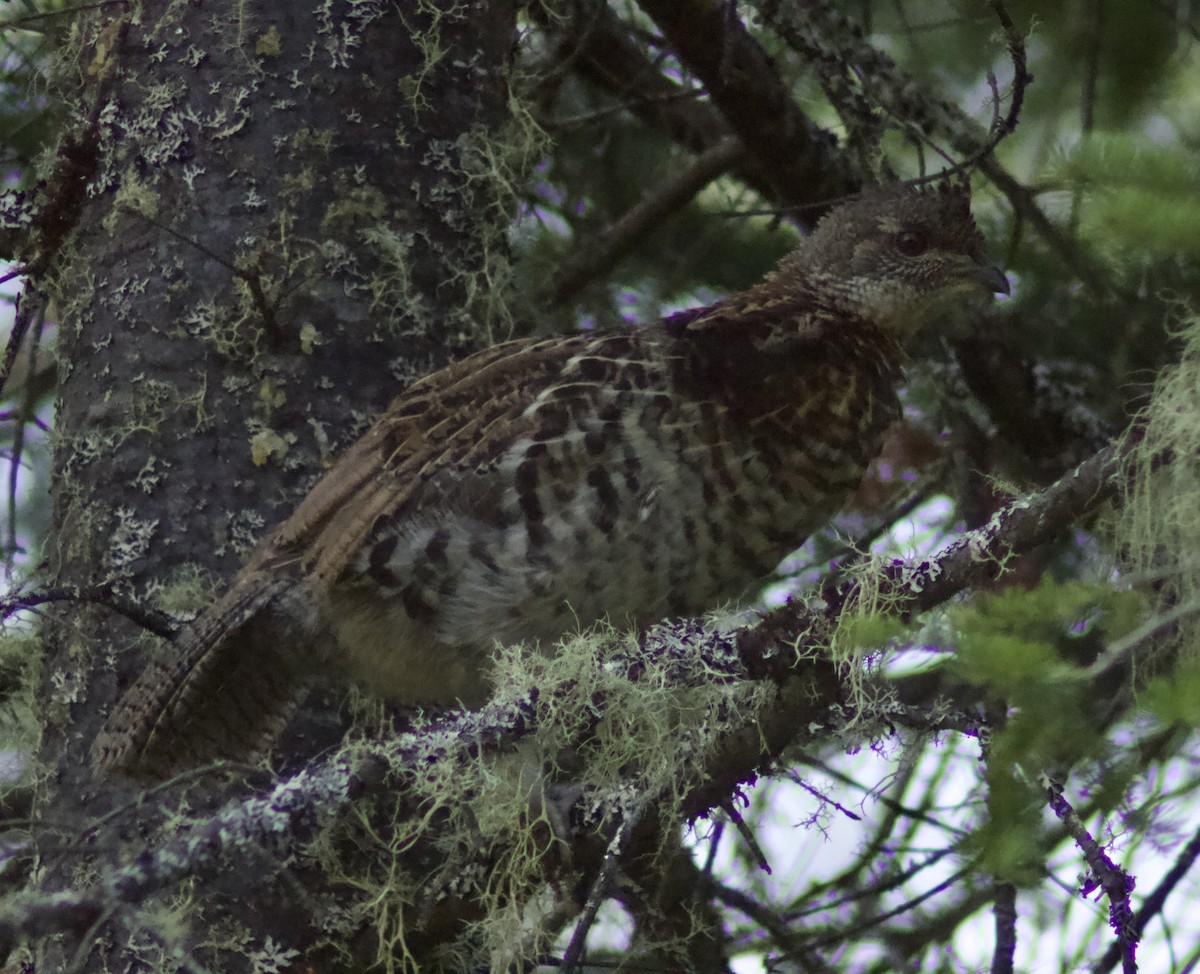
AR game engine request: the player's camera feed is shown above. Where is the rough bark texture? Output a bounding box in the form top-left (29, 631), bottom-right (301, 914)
top-left (36, 1), bottom-right (517, 969)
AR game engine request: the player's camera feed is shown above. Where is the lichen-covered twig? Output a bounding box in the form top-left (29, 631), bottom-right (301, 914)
top-left (0, 584), bottom-right (178, 640)
top-left (1045, 776), bottom-right (1137, 974)
top-left (1094, 821), bottom-right (1200, 974)
top-left (834, 438), bottom-right (1127, 619)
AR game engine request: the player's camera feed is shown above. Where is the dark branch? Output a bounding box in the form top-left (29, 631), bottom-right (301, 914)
top-left (1094, 820), bottom-right (1200, 974)
top-left (0, 585), bottom-right (179, 640)
top-left (635, 0), bottom-right (857, 210)
top-left (992, 881), bottom-right (1017, 974)
top-left (1045, 778), bottom-right (1138, 973)
top-left (542, 135), bottom-right (746, 310)
top-left (831, 438), bottom-right (1127, 620)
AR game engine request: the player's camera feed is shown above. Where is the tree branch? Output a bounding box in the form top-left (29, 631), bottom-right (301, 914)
top-left (1045, 777), bottom-right (1138, 974)
top-left (541, 135), bottom-right (747, 310)
top-left (635, 0), bottom-right (857, 211)
top-left (1094, 820), bottom-right (1200, 974)
top-left (748, 0), bottom-right (1117, 299)
top-left (1, 433), bottom-right (1134, 958)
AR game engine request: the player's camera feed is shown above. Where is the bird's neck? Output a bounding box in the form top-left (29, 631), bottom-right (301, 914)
top-left (730, 272), bottom-right (860, 325)
top-left (662, 288), bottom-right (907, 431)
top-left (668, 282), bottom-right (906, 365)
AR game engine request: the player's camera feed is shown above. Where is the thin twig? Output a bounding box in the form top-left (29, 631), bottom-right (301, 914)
top-left (787, 847), bottom-right (957, 922)
top-left (786, 771), bottom-right (862, 823)
top-left (1094, 821), bottom-right (1200, 974)
top-left (118, 206), bottom-right (282, 346)
top-left (964, 0), bottom-right (1031, 153)
top-left (1045, 776), bottom-right (1138, 974)
top-left (542, 135), bottom-right (746, 309)
top-left (0, 287), bottom-right (41, 401)
top-left (809, 866), bottom-right (972, 948)
top-left (725, 799), bottom-right (772, 872)
top-left (547, 89), bottom-right (707, 132)
top-left (0, 584), bottom-right (179, 639)
top-left (991, 880), bottom-right (1016, 974)
top-left (560, 801), bottom-right (644, 974)
top-left (707, 877), bottom-right (833, 971)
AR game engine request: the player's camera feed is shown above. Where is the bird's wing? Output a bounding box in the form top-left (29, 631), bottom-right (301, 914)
top-left (254, 333), bottom-right (622, 586)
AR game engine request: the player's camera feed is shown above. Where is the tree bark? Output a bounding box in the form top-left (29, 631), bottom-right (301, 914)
top-left (36, 2), bottom-right (517, 969)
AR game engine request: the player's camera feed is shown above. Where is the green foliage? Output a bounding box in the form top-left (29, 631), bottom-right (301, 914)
top-left (1143, 656), bottom-right (1200, 726)
top-left (1056, 133), bottom-right (1199, 197)
top-left (1054, 133), bottom-right (1200, 262)
top-left (1116, 315), bottom-right (1200, 732)
top-left (0, 3), bottom-right (69, 186)
top-left (846, 574), bottom-right (1156, 893)
top-left (963, 766), bottom-right (1044, 885)
top-left (951, 579), bottom-right (1139, 694)
top-left (0, 629), bottom-right (40, 753)
top-left (991, 680), bottom-right (1094, 770)
top-left (949, 580), bottom-right (1153, 884)
top-left (835, 610), bottom-right (910, 652)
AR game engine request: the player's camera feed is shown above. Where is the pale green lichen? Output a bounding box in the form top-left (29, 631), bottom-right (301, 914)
top-left (1109, 314), bottom-right (1200, 710)
top-left (304, 618), bottom-right (774, 971)
top-left (142, 562), bottom-right (222, 619)
top-left (0, 631), bottom-right (43, 755)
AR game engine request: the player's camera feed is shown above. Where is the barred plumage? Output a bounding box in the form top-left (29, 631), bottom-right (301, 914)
top-left (93, 181), bottom-right (1007, 776)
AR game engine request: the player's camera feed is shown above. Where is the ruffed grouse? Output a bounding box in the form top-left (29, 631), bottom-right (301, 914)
top-left (93, 182), bottom-right (1008, 776)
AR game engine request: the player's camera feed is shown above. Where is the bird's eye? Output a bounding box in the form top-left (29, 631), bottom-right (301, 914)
top-left (896, 230), bottom-right (928, 256)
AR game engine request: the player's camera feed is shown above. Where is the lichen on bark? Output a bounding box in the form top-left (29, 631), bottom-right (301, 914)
top-left (33, 1), bottom-right (525, 969)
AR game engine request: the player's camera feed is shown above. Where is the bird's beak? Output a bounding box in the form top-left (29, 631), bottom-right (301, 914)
top-left (976, 262), bottom-right (1011, 296)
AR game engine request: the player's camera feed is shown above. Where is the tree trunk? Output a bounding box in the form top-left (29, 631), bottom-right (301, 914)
top-left (36, 2), bottom-right (517, 968)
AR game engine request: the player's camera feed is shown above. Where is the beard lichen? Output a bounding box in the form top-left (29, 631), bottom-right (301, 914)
top-left (1108, 314), bottom-right (1200, 719)
top-left (301, 618), bottom-right (775, 970)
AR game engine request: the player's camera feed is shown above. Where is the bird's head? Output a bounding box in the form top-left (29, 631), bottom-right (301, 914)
top-left (771, 182), bottom-right (1009, 334)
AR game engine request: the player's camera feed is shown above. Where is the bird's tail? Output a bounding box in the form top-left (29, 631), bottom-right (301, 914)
top-left (91, 571), bottom-right (322, 778)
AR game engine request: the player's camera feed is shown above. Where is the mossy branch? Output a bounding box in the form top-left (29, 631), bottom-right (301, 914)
top-left (0, 431), bottom-right (1135, 958)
